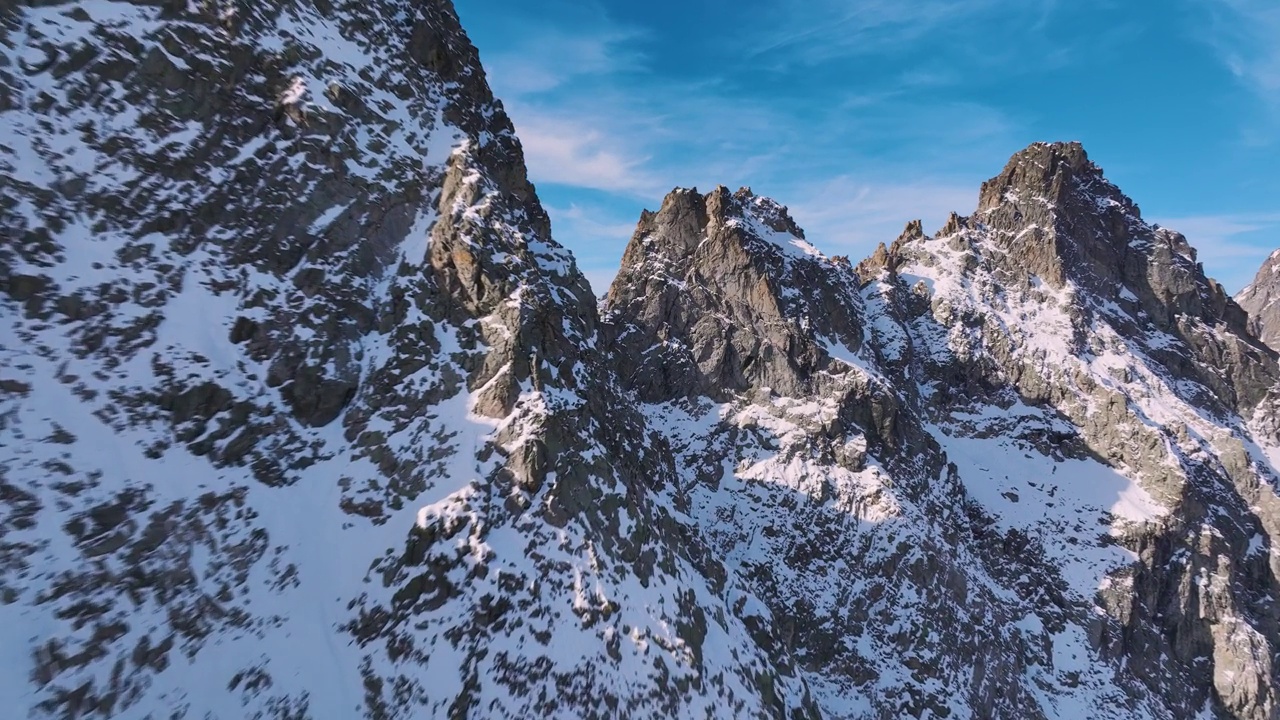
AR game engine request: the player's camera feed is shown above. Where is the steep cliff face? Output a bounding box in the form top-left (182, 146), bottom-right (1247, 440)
top-left (0, 2), bottom-right (814, 718)
top-left (602, 182), bottom-right (1147, 718)
top-left (603, 186), bottom-right (866, 403)
top-left (865, 142), bottom-right (1280, 720)
top-left (603, 143), bottom-right (1280, 719)
top-left (1238, 249), bottom-right (1280, 351)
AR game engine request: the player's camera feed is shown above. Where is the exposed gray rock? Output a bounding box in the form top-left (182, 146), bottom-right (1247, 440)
top-left (603, 186), bottom-right (865, 404)
top-left (864, 142), bottom-right (1280, 720)
top-left (968, 142), bottom-right (1274, 413)
top-left (602, 178), bottom-right (1127, 718)
top-left (597, 141), bottom-right (1280, 719)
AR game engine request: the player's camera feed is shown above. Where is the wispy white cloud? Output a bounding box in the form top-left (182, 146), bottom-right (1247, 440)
top-left (1200, 0), bottom-right (1280, 102)
top-left (472, 3), bottom-right (1024, 286)
top-left (482, 27), bottom-right (645, 96)
top-left (510, 110), bottom-right (663, 196)
top-left (472, 0), bottom-right (1024, 204)
top-left (746, 0), bottom-right (1003, 64)
top-left (741, 0), bottom-right (1100, 73)
top-left (501, 82), bottom-right (819, 200)
top-left (543, 202), bottom-right (642, 296)
top-left (470, 11), bottom-right (670, 198)
top-left (468, 0), bottom-right (1217, 291)
top-left (1197, 0), bottom-right (1280, 145)
top-left (548, 203), bottom-right (639, 241)
top-left (460, 0), bottom-right (1279, 301)
top-left (784, 176), bottom-right (979, 255)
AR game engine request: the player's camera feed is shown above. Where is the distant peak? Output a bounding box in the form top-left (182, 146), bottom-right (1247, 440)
top-left (978, 140), bottom-right (1110, 214)
top-left (705, 185), bottom-right (737, 224)
top-left (649, 185), bottom-right (805, 241)
top-left (658, 186), bottom-right (705, 209)
top-left (738, 191), bottom-right (806, 240)
top-left (1014, 141), bottom-right (1092, 170)
top-left (938, 211), bottom-right (969, 238)
top-left (897, 219), bottom-right (926, 244)
top-left (1028, 140), bottom-right (1089, 158)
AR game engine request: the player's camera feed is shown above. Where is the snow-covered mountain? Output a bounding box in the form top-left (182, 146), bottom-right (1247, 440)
top-left (0, 2), bottom-right (814, 718)
top-left (601, 149), bottom-right (1280, 719)
top-left (1238, 250), bottom-right (1280, 352)
top-left (3, 2), bottom-right (1279, 719)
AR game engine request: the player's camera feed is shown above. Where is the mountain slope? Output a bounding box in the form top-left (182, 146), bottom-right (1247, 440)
top-left (602, 187), bottom-right (1121, 718)
top-left (4, 3), bottom-right (1280, 719)
top-left (870, 143), bottom-right (1280, 720)
top-left (0, 2), bottom-right (815, 718)
top-left (1237, 250), bottom-right (1280, 351)
top-left (602, 144), bottom-right (1280, 720)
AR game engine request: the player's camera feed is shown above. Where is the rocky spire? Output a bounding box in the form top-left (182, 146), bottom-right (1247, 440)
top-left (1237, 249), bottom-right (1280, 350)
top-left (972, 142), bottom-right (1245, 337)
top-left (603, 185), bottom-right (866, 403)
top-left (977, 141), bottom-right (1117, 212)
top-left (861, 141), bottom-right (1280, 720)
top-left (926, 141), bottom-right (1274, 412)
top-left (602, 143), bottom-right (1280, 719)
top-left (974, 141), bottom-right (1144, 292)
top-left (854, 219), bottom-right (923, 282)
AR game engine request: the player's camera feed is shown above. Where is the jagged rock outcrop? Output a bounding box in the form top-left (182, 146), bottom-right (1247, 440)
top-left (1238, 249), bottom-right (1280, 351)
top-left (600, 176), bottom-right (1127, 718)
top-left (860, 142), bottom-right (1280, 719)
top-left (0, 2), bottom-right (816, 718)
top-left (598, 142), bottom-right (1280, 720)
top-left (965, 142), bottom-right (1273, 412)
top-left (603, 186), bottom-right (865, 403)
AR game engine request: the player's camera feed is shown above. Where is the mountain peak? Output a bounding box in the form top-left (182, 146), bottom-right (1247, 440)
top-left (658, 185), bottom-right (805, 234)
top-left (604, 185), bottom-right (866, 401)
top-left (961, 140), bottom-right (1158, 296)
top-left (1238, 249), bottom-right (1280, 350)
top-left (884, 140), bottom-right (1273, 411)
top-left (977, 140), bottom-right (1123, 215)
top-left (619, 186), bottom-right (811, 277)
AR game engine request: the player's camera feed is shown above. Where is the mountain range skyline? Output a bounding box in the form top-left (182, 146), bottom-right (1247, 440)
top-left (456, 0), bottom-right (1280, 295)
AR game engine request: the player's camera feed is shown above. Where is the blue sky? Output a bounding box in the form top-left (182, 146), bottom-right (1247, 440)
top-left (454, 0), bottom-right (1280, 294)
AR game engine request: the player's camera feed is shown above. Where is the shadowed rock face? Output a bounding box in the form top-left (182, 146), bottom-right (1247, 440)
top-left (1014, 145), bottom-right (1237, 311)
top-left (603, 186), bottom-right (865, 403)
top-left (1238, 250), bottom-right (1280, 350)
top-left (858, 142), bottom-right (1280, 720)
top-left (993, 143), bottom-right (1271, 407)
top-left (892, 142), bottom-right (1274, 415)
top-left (599, 142), bottom-right (1280, 720)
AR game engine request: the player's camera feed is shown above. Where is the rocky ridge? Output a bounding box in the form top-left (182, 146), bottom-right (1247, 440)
top-left (2, 3), bottom-right (1280, 720)
top-left (1238, 249), bottom-right (1280, 351)
top-left (0, 1), bottom-right (814, 718)
top-left (859, 143), bottom-right (1280, 719)
top-left (601, 142), bottom-right (1280, 718)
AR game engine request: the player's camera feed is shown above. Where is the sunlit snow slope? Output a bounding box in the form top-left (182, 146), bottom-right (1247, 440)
top-left (603, 153), bottom-right (1280, 719)
top-left (0, 2), bottom-right (817, 718)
